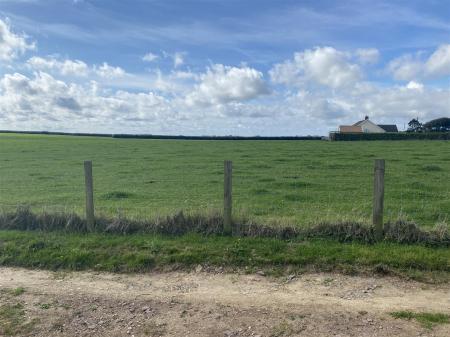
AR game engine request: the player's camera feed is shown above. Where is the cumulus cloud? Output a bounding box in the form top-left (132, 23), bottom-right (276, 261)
top-left (94, 62), bottom-right (126, 78)
top-left (27, 56), bottom-right (89, 76)
top-left (354, 84), bottom-right (450, 121)
top-left (27, 56), bottom-right (128, 80)
top-left (1, 19), bottom-right (449, 136)
top-left (278, 82), bottom-right (450, 127)
top-left (185, 64), bottom-right (269, 106)
top-left (356, 48), bottom-right (380, 64)
top-left (406, 81), bottom-right (424, 91)
top-left (0, 71), bottom-right (170, 126)
top-left (388, 44), bottom-right (450, 80)
top-left (0, 18), bottom-right (35, 62)
top-left (284, 90), bottom-right (348, 120)
top-left (1, 67), bottom-right (449, 134)
top-left (270, 47), bottom-right (362, 89)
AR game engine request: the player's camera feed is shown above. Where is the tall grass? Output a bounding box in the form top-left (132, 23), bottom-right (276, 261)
top-left (1, 207), bottom-right (449, 246)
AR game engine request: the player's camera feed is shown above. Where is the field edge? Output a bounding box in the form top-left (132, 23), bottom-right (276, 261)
top-left (0, 230), bottom-right (449, 283)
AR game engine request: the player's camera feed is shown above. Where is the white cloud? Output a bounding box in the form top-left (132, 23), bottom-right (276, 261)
top-left (388, 44), bottom-right (450, 80)
top-left (0, 18), bottom-right (35, 62)
top-left (27, 57), bottom-right (128, 80)
top-left (1, 67), bottom-right (449, 135)
top-left (173, 52), bottom-right (184, 68)
top-left (270, 47), bottom-right (362, 89)
top-left (162, 51), bottom-right (185, 68)
top-left (1, 20), bottom-right (449, 136)
top-left (185, 64), bottom-right (269, 106)
top-left (356, 48), bottom-right (380, 64)
top-left (284, 90), bottom-right (348, 120)
top-left (142, 52), bottom-right (159, 62)
top-left (387, 53), bottom-right (425, 81)
top-left (278, 82), bottom-right (450, 128)
top-left (406, 81), bottom-right (424, 91)
top-left (94, 62), bottom-right (126, 79)
top-left (354, 84), bottom-right (450, 121)
top-left (27, 56), bottom-right (89, 76)
top-left (425, 44), bottom-right (450, 77)
top-left (0, 71), bottom-right (170, 126)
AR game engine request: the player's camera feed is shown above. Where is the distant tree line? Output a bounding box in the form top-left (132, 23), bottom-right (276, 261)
top-left (0, 130), bottom-right (322, 141)
top-left (407, 117), bottom-right (450, 133)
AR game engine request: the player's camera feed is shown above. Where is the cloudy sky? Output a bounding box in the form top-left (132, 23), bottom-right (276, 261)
top-left (0, 0), bottom-right (449, 136)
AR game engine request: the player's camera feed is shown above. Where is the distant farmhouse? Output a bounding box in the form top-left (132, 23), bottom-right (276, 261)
top-left (339, 116), bottom-right (398, 133)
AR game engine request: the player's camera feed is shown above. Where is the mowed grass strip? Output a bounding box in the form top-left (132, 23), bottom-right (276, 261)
top-left (0, 231), bottom-right (449, 279)
top-left (0, 133), bottom-right (449, 227)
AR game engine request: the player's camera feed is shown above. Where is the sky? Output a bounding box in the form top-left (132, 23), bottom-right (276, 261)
top-left (0, 0), bottom-right (449, 136)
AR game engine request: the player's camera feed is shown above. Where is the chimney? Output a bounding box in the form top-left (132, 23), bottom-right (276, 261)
top-left (365, 115), bottom-right (369, 120)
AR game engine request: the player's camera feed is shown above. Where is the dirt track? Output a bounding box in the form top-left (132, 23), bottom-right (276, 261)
top-left (0, 267), bottom-right (449, 336)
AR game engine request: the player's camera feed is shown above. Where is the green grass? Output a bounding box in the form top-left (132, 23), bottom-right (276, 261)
top-left (10, 288), bottom-right (25, 297)
top-left (0, 231), bottom-right (449, 281)
top-left (390, 311), bottom-right (450, 329)
top-left (0, 133), bottom-right (449, 227)
top-left (38, 304), bottom-right (50, 310)
top-left (0, 288), bottom-right (25, 297)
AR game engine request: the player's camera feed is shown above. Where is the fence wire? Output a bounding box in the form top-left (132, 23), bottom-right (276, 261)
top-left (0, 138), bottom-right (449, 227)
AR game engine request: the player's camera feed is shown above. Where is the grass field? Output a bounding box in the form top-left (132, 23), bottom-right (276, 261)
top-left (0, 133), bottom-right (449, 227)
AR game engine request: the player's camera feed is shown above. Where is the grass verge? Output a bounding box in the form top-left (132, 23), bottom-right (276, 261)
top-left (390, 311), bottom-right (450, 329)
top-left (0, 230), bottom-right (449, 282)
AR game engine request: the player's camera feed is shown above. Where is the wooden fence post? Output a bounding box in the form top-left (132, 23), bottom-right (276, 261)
top-left (373, 159), bottom-right (385, 240)
top-left (84, 160), bottom-right (95, 228)
top-left (224, 160), bottom-right (233, 234)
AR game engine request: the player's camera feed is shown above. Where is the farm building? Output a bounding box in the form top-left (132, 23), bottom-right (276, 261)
top-left (339, 116), bottom-right (398, 133)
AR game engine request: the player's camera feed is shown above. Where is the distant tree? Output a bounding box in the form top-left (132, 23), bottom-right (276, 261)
top-left (407, 118), bottom-right (423, 132)
top-left (423, 117), bottom-right (450, 132)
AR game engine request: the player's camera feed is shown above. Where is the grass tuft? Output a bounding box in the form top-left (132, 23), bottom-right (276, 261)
top-left (421, 165), bottom-right (443, 172)
top-left (0, 288), bottom-right (25, 297)
top-left (384, 220), bottom-right (450, 246)
top-left (101, 191), bottom-right (134, 200)
top-left (390, 311), bottom-right (450, 329)
top-left (11, 288), bottom-right (25, 297)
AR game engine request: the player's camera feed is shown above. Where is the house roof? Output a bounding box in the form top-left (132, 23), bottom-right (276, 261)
top-left (353, 120), bottom-right (367, 126)
top-left (339, 125), bottom-right (363, 133)
top-left (353, 118), bottom-right (398, 133)
top-left (378, 124), bottom-right (398, 132)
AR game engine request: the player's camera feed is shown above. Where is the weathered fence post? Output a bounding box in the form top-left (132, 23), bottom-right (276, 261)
top-left (84, 160), bottom-right (95, 228)
top-left (373, 159), bottom-right (385, 240)
top-left (224, 160), bottom-right (233, 235)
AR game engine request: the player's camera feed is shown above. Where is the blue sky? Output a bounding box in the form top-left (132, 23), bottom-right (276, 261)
top-left (0, 0), bottom-right (449, 135)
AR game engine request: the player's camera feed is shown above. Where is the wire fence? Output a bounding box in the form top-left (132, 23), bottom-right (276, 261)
top-left (1, 152), bottom-right (449, 228)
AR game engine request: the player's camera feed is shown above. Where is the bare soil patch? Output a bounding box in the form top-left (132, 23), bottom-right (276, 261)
top-left (1, 267), bottom-right (449, 336)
